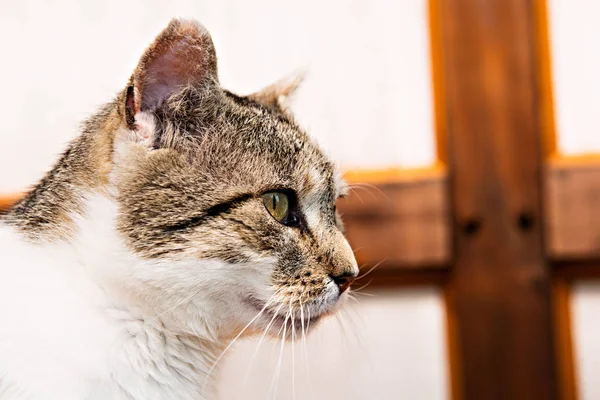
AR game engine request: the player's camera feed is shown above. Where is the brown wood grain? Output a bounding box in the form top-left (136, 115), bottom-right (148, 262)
top-left (360, 266), bottom-right (448, 289)
top-left (438, 0), bottom-right (557, 398)
top-left (553, 260), bottom-right (600, 281)
top-left (338, 166), bottom-right (451, 270)
top-left (546, 156), bottom-right (600, 261)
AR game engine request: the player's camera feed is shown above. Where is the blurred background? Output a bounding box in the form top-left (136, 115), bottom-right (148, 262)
top-left (1, 0), bottom-right (600, 399)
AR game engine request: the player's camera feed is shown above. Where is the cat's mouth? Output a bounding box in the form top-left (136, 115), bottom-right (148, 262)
top-left (243, 296), bottom-right (322, 335)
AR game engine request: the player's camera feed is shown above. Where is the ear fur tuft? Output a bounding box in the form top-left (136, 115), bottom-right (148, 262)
top-left (248, 71), bottom-right (304, 111)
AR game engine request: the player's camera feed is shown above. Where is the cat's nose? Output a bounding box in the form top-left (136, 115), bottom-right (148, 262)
top-left (330, 271), bottom-right (357, 294)
top-left (328, 232), bottom-right (359, 294)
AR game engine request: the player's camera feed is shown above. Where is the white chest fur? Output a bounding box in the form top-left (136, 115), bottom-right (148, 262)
top-left (0, 194), bottom-right (224, 400)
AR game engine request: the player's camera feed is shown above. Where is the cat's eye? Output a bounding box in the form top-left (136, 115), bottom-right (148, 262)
top-left (262, 192), bottom-right (290, 224)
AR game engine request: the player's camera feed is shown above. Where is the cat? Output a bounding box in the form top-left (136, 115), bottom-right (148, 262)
top-left (0, 18), bottom-right (358, 400)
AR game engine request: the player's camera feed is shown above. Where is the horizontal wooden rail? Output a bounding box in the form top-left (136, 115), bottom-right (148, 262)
top-left (340, 166), bottom-right (450, 269)
top-left (2, 157), bottom-right (600, 267)
top-left (545, 156), bottom-right (600, 261)
top-left (0, 193), bottom-right (23, 212)
top-left (342, 157), bottom-right (600, 267)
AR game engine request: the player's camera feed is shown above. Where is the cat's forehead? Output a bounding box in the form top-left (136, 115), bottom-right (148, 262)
top-left (151, 86), bottom-right (343, 205)
top-left (231, 108), bottom-right (342, 200)
top-left (179, 91), bottom-right (341, 195)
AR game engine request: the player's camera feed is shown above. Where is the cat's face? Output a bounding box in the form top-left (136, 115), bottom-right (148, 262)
top-left (109, 19), bottom-right (358, 339)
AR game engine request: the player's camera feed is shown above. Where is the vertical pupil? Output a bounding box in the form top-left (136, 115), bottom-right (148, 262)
top-left (272, 194), bottom-right (277, 210)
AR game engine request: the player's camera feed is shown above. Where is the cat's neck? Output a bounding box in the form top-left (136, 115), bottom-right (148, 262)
top-left (100, 304), bottom-right (225, 400)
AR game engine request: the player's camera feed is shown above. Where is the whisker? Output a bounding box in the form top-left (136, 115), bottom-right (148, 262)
top-left (237, 302), bottom-right (284, 399)
top-left (269, 309), bottom-right (290, 400)
top-left (351, 279), bottom-right (374, 294)
top-left (341, 307), bottom-right (371, 368)
top-left (350, 291), bottom-right (376, 298)
top-left (349, 182), bottom-right (391, 202)
top-left (346, 186), bottom-right (364, 204)
top-left (341, 295), bottom-right (375, 372)
top-left (355, 258), bottom-right (388, 281)
top-left (300, 301), bottom-right (314, 399)
top-left (203, 289), bottom-right (282, 391)
top-left (347, 293), bottom-right (361, 303)
top-left (347, 184), bottom-right (377, 200)
top-left (290, 297), bottom-right (296, 400)
top-left (334, 312), bottom-right (349, 353)
top-left (305, 305), bottom-right (312, 334)
top-left (341, 307), bottom-right (366, 353)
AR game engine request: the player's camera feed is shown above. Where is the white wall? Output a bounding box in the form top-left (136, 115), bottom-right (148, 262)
top-left (219, 289), bottom-right (448, 400)
top-left (548, 0), bottom-right (600, 155)
top-left (0, 1), bottom-right (448, 399)
top-left (0, 0), bottom-right (436, 194)
top-left (548, 2), bottom-right (600, 398)
top-left (570, 283), bottom-right (600, 400)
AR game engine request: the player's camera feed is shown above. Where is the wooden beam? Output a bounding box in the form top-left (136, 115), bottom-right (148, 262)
top-left (438, 0), bottom-right (557, 398)
top-left (362, 266), bottom-right (448, 289)
top-left (338, 156), bottom-right (600, 267)
top-left (339, 166), bottom-right (450, 270)
top-left (0, 193), bottom-right (21, 213)
top-left (546, 156), bottom-right (600, 261)
top-left (553, 260), bottom-right (600, 281)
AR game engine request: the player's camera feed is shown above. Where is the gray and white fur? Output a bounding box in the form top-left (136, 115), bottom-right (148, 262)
top-left (0, 19), bottom-right (358, 400)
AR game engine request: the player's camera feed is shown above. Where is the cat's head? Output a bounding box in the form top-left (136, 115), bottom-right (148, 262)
top-left (108, 19), bottom-right (358, 339)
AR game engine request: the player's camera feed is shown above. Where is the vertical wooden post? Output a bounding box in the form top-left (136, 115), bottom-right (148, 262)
top-left (437, 0), bottom-right (557, 398)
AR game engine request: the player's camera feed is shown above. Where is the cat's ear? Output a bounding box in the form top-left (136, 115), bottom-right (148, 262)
top-left (125, 18), bottom-right (218, 122)
top-left (248, 73), bottom-right (304, 112)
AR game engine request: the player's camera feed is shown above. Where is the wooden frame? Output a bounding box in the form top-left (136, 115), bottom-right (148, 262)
top-left (439, 0), bottom-right (556, 396)
top-left (0, 194), bottom-right (22, 213)
top-left (341, 166), bottom-right (449, 269)
top-left (546, 156), bottom-right (600, 260)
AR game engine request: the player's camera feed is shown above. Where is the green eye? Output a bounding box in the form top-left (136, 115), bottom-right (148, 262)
top-left (262, 192), bottom-right (290, 223)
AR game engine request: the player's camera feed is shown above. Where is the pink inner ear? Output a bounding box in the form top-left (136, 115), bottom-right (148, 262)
top-left (134, 20), bottom-right (218, 113)
top-left (141, 41), bottom-right (201, 111)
